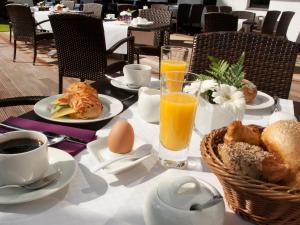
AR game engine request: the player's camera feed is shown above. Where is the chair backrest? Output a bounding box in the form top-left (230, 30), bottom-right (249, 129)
top-left (6, 4), bottom-right (35, 42)
top-left (10, 0), bottom-right (33, 6)
top-left (205, 5), bottom-right (218, 13)
top-left (49, 14), bottom-right (107, 84)
top-left (189, 32), bottom-right (298, 98)
top-left (151, 4), bottom-right (168, 10)
top-left (231, 11), bottom-right (256, 23)
top-left (205, 13), bottom-right (238, 32)
top-left (261, 10), bottom-right (281, 35)
top-left (83, 3), bottom-right (102, 18)
top-left (117, 4), bottom-right (138, 17)
top-left (275, 11), bottom-right (295, 37)
top-left (139, 8), bottom-right (172, 46)
top-left (219, 6), bottom-right (232, 13)
top-left (81, 0), bottom-right (94, 3)
top-left (61, 0), bottom-right (75, 10)
top-left (190, 4), bottom-right (204, 24)
top-left (177, 4), bottom-right (191, 26)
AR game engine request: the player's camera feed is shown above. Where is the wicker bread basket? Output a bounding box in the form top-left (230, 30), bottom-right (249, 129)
top-left (200, 127), bottom-right (300, 225)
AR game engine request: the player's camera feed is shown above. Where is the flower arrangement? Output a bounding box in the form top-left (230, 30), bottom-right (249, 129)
top-left (186, 53), bottom-right (246, 113)
top-left (37, 1), bottom-right (45, 6)
top-left (54, 3), bottom-right (64, 11)
top-left (119, 9), bottom-right (136, 17)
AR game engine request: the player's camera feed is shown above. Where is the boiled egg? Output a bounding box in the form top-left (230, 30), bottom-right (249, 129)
top-left (108, 120), bottom-right (134, 154)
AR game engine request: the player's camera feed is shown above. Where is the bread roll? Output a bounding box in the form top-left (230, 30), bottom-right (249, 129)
top-left (242, 79), bottom-right (257, 103)
top-left (218, 142), bottom-right (290, 183)
top-left (261, 120), bottom-right (300, 173)
top-left (65, 82), bottom-right (98, 97)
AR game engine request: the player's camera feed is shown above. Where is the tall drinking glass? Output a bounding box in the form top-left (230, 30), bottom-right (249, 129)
top-left (159, 72), bottom-right (199, 168)
top-left (160, 46), bottom-right (189, 82)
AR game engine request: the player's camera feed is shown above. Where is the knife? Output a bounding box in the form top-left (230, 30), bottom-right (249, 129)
top-left (0, 122), bottom-right (88, 145)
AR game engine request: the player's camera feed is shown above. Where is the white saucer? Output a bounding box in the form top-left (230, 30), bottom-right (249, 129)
top-left (110, 76), bottom-right (160, 92)
top-left (246, 91), bottom-right (275, 110)
top-left (0, 148), bottom-right (77, 204)
top-left (87, 136), bottom-right (153, 174)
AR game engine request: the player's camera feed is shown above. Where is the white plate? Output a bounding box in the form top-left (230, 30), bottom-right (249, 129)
top-left (0, 147), bottom-right (77, 204)
top-left (136, 21), bottom-right (154, 26)
top-left (110, 76), bottom-right (160, 93)
top-left (87, 136), bottom-right (153, 174)
top-left (246, 91), bottom-right (275, 110)
top-left (34, 94), bottom-right (123, 123)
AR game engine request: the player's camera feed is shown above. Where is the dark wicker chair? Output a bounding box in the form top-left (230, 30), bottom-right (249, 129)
top-left (219, 6), bottom-right (232, 13)
top-left (260, 10), bottom-right (281, 35)
top-left (231, 11), bottom-right (256, 32)
top-left (133, 9), bottom-right (172, 64)
top-left (61, 0), bottom-right (75, 10)
top-left (0, 96), bottom-right (46, 107)
top-left (189, 32), bottom-right (298, 98)
top-left (117, 4), bottom-right (138, 18)
top-left (151, 4), bottom-right (168, 10)
top-left (189, 4), bottom-right (204, 33)
top-left (49, 13), bottom-right (134, 93)
top-left (204, 13), bottom-right (238, 32)
top-left (6, 4), bottom-right (54, 65)
top-left (205, 5), bottom-right (218, 13)
top-left (175, 3), bottom-right (191, 33)
top-left (275, 11), bottom-right (295, 38)
top-left (83, 3), bottom-right (102, 18)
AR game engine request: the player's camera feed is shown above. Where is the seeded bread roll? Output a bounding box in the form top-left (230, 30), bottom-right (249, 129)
top-left (218, 142), bottom-right (290, 183)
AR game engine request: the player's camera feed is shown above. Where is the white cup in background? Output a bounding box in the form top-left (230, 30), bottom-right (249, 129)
top-left (0, 131), bottom-right (49, 186)
top-left (123, 64), bottom-right (152, 87)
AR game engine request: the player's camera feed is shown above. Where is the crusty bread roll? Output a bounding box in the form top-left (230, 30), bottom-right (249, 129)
top-left (65, 82), bottom-right (98, 97)
top-left (218, 142), bottom-right (290, 183)
top-left (241, 79), bottom-right (257, 104)
top-left (261, 120), bottom-right (300, 175)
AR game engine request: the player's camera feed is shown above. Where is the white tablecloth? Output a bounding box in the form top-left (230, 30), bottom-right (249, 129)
top-left (34, 11), bottom-right (128, 54)
top-left (0, 99), bottom-right (295, 225)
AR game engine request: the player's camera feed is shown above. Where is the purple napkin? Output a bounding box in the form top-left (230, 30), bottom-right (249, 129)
top-left (0, 117), bottom-right (96, 156)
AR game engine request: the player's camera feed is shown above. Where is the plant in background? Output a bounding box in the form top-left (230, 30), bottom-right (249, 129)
top-left (120, 9), bottom-right (136, 17)
top-left (37, 1), bottom-right (45, 7)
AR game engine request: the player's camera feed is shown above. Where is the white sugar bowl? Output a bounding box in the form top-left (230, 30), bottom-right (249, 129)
top-left (143, 176), bottom-right (225, 225)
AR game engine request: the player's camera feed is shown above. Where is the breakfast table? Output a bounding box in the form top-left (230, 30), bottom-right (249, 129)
top-left (0, 78), bottom-right (299, 225)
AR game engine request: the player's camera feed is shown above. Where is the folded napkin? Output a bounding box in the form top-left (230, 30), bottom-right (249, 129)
top-left (0, 117), bottom-right (96, 156)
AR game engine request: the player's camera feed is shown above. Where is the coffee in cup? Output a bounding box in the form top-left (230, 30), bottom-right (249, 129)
top-left (0, 131), bottom-right (49, 186)
top-left (123, 64), bottom-right (152, 87)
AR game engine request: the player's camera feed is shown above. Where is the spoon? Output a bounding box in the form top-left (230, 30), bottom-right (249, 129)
top-left (105, 74), bottom-right (140, 89)
top-left (0, 123), bottom-right (86, 146)
top-left (190, 195), bottom-right (223, 211)
top-left (93, 144), bottom-right (152, 172)
top-left (0, 170), bottom-right (61, 190)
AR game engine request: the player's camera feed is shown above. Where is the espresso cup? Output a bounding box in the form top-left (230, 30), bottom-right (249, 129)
top-left (123, 64), bottom-right (152, 87)
top-left (0, 131), bottom-right (49, 186)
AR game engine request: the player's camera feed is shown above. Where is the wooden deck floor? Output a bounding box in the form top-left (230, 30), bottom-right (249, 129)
top-left (0, 31), bottom-right (299, 121)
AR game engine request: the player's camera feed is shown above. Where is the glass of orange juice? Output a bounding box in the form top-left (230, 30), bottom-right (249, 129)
top-left (159, 71), bottom-right (200, 168)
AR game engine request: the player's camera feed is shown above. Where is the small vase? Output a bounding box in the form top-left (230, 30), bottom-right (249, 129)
top-left (123, 15), bottom-right (132, 24)
top-left (194, 97), bottom-right (244, 135)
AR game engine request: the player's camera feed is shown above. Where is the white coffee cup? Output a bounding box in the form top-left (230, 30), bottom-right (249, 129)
top-left (106, 14), bottom-right (115, 19)
top-left (123, 64), bottom-right (152, 87)
top-left (138, 87), bottom-right (160, 123)
top-left (0, 131), bottom-right (49, 186)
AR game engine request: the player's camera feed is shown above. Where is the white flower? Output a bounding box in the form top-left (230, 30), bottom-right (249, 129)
top-left (183, 81), bottom-right (201, 95)
top-left (120, 11), bottom-right (131, 16)
top-left (212, 84), bottom-right (245, 113)
top-left (200, 79), bottom-right (218, 93)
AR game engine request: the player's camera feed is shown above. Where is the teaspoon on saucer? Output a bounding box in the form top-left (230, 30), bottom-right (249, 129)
top-left (105, 74), bottom-right (140, 89)
top-left (0, 170), bottom-right (61, 190)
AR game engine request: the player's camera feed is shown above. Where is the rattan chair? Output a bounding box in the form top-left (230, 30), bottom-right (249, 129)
top-left (61, 0), bottom-right (75, 10)
top-left (175, 3), bottom-right (191, 33)
top-left (133, 9), bottom-right (172, 64)
top-left (231, 10), bottom-right (256, 32)
top-left (205, 5), bottom-right (218, 13)
top-left (275, 11), bottom-right (295, 38)
top-left (0, 96), bottom-right (46, 107)
top-left (117, 4), bottom-right (138, 17)
top-left (260, 10), bottom-right (281, 35)
top-left (189, 4), bottom-right (204, 33)
top-left (151, 4), bottom-right (168, 10)
top-left (219, 6), bottom-right (232, 13)
top-left (49, 13), bottom-right (134, 93)
top-left (189, 32), bottom-right (298, 98)
top-left (10, 0), bottom-right (33, 6)
top-left (83, 3), bottom-right (102, 18)
top-left (204, 13), bottom-right (238, 32)
top-left (6, 4), bottom-right (54, 65)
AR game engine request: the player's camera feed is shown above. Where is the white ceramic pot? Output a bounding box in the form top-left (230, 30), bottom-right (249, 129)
top-left (0, 131), bottom-right (49, 186)
top-left (195, 97), bottom-right (244, 135)
top-left (143, 176), bottom-right (225, 225)
top-left (123, 64), bottom-right (152, 87)
top-left (138, 87), bottom-right (160, 123)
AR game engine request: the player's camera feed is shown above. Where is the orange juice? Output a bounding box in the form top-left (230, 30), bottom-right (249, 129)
top-left (161, 59), bottom-right (187, 74)
top-left (160, 93), bottom-right (198, 151)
